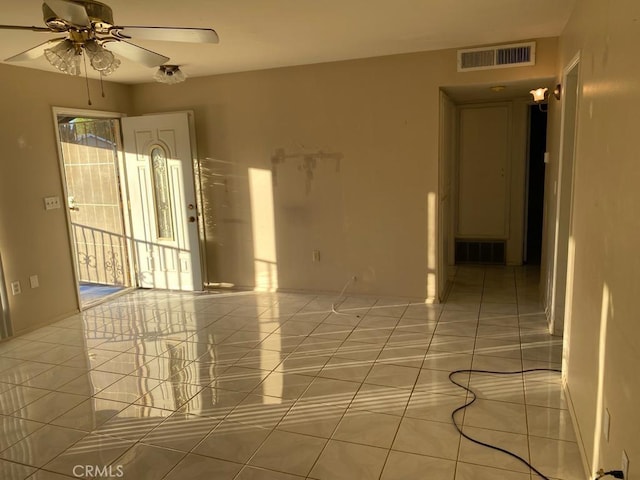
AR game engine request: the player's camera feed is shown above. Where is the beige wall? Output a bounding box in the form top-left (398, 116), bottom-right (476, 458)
top-left (0, 37), bottom-right (557, 336)
top-left (541, 0), bottom-right (640, 475)
top-left (0, 64), bottom-right (132, 335)
top-left (132, 37), bottom-right (557, 300)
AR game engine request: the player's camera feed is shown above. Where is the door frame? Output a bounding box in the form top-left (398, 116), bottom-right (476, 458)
top-left (52, 107), bottom-right (137, 310)
top-left (0, 252), bottom-right (12, 339)
top-left (549, 52), bottom-right (581, 336)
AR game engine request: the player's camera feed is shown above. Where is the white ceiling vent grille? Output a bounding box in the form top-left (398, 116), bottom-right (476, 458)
top-left (457, 42), bottom-right (536, 72)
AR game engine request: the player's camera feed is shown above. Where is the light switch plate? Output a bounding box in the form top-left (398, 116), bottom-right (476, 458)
top-left (44, 196), bottom-right (61, 210)
top-left (29, 275), bottom-right (39, 289)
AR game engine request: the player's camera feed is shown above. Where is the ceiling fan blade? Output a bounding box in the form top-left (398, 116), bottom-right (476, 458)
top-left (112, 26), bottom-right (219, 44)
top-left (104, 40), bottom-right (170, 67)
top-left (0, 24), bottom-right (54, 32)
top-left (4, 38), bottom-right (65, 62)
top-left (44, 0), bottom-right (90, 27)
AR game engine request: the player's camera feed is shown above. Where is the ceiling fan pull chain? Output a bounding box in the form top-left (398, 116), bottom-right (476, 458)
top-left (100, 72), bottom-right (106, 98)
top-left (83, 52), bottom-right (92, 105)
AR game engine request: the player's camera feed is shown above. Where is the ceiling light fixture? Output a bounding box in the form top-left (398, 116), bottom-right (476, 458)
top-left (43, 38), bottom-right (120, 76)
top-left (154, 65), bottom-right (187, 84)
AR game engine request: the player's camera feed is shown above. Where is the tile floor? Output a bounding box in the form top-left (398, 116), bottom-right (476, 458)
top-left (0, 266), bottom-right (586, 480)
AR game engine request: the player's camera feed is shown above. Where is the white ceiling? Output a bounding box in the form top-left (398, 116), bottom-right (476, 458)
top-left (0, 0), bottom-right (576, 84)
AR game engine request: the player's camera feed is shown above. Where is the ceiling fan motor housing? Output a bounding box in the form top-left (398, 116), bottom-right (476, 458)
top-left (42, 0), bottom-right (114, 32)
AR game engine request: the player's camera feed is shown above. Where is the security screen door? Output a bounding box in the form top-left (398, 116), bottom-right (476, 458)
top-left (122, 112), bottom-right (202, 291)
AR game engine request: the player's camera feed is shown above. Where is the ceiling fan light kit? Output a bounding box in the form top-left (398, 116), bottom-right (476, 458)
top-left (1, 0), bottom-right (219, 85)
top-left (43, 38), bottom-right (81, 75)
top-left (84, 39), bottom-right (120, 74)
top-left (154, 65), bottom-right (186, 84)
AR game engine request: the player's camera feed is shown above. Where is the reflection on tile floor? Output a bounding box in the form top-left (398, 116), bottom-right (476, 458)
top-left (0, 267), bottom-right (585, 479)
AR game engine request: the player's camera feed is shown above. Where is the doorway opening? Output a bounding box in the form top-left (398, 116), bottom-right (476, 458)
top-left (55, 114), bottom-right (134, 308)
top-left (524, 105), bottom-right (548, 264)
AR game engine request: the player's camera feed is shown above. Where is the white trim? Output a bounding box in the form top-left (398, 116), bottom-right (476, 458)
top-left (563, 379), bottom-right (591, 478)
top-left (0, 253), bottom-right (12, 338)
top-left (53, 107), bottom-right (124, 119)
top-left (51, 107), bottom-right (136, 311)
top-left (549, 51), bottom-right (581, 335)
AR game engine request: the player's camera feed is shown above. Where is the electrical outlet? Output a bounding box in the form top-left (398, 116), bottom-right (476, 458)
top-left (312, 250), bottom-right (321, 262)
top-left (604, 408), bottom-right (611, 442)
top-left (44, 196), bottom-right (61, 210)
top-left (29, 275), bottom-right (39, 289)
top-left (622, 450), bottom-right (629, 479)
top-left (11, 281), bottom-right (21, 295)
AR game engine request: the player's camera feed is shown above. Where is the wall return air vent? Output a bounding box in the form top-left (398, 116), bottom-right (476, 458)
top-left (457, 41), bottom-right (536, 72)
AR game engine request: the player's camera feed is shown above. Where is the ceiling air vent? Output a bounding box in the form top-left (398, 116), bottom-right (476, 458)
top-left (457, 41), bottom-right (536, 72)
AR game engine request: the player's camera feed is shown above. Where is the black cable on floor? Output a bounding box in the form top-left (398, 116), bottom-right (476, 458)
top-left (448, 368), bottom-right (562, 480)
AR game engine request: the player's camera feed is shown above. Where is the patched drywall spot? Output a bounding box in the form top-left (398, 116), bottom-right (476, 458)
top-left (17, 135), bottom-right (28, 149)
top-left (271, 147), bottom-right (343, 194)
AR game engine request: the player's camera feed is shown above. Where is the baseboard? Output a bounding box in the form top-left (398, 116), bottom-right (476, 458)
top-left (563, 378), bottom-right (592, 479)
top-left (8, 309), bottom-right (81, 340)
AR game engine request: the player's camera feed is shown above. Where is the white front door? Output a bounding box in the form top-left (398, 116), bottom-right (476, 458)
top-left (122, 112), bottom-right (203, 291)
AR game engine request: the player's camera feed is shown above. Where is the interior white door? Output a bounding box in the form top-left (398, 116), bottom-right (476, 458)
top-left (122, 112), bottom-right (202, 291)
top-left (457, 105), bottom-right (510, 238)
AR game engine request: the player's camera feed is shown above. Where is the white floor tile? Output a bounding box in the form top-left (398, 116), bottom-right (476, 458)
top-left (0, 266), bottom-right (583, 480)
top-left (249, 430), bottom-right (325, 476)
top-left (381, 450), bottom-right (455, 480)
top-left (332, 409), bottom-right (401, 448)
top-left (462, 398), bottom-right (528, 434)
top-left (310, 439), bottom-right (387, 480)
top-left (393, 417), bottom-right (461, 460)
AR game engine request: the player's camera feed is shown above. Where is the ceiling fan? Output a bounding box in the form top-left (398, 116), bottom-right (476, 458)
top-left (0, 0), bottom-right (218, 79)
